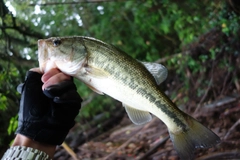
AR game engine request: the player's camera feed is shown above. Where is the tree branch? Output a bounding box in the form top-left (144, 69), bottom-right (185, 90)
top-left (0, 0), bottom-right (9, 17)
top-left (0, 26), bottom-right (43, 39)
top-left (28, 0), bottom-right (130, 6)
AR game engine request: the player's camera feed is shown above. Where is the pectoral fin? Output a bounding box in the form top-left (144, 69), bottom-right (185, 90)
top-left (123, 103), bottom-right (152, 125)
top-left (86, 84), bottom-right (104, 95)
top-left (140, 61), bottom-right (168, 85)
top-left (84, 65), bottom-right (109, 78)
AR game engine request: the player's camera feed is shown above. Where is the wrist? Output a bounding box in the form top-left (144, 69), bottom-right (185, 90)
top-left (12, 134), bottom-right (56, 158)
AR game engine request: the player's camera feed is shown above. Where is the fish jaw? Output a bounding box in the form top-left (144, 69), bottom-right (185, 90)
top-left (38, 37), bottom-right (87, 75)
top-left (38, 39), bottom-right (50, 73)
top-left (38, 39), bottom-right (60, 73)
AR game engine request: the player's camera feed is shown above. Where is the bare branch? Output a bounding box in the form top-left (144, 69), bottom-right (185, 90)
top-left (138, 135), bottom-right (169, 160)
top-left (0, 26), bottom-right (43, 39)
top-left (0, 54), bottom-right (36, 67)
top-left (155, 51), bottom-right (190, 64)
top-left (0, 0), bottom-right (9, 17)
top-left (196, 150), bottom-right (240, 160)
top-left (29, 0), bottom-right (131, 6)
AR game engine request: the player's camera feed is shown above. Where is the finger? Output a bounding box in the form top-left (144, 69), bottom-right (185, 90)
top-left (41, 68), bottom-right (61, 83)
top-left (42, 72), bottom-right (71, 90)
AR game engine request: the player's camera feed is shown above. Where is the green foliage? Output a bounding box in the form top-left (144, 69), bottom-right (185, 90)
top-left (74, 79), bottom-right (116, 120)
top-left (79, 96), bottom-right (115, 120)
top-left (7, 115), bottom-right (18, 135)
top-left (0, 94), bottom-right (7, 110)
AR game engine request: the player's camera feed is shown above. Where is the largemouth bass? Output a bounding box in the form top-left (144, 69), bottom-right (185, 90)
top-left (38, 36), bottom-right (220, 160)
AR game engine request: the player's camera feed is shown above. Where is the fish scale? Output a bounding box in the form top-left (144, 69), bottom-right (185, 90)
top-left (38, 36), bottom-right (220, 160)
top-left (84, 42), bottom-right (187, 129)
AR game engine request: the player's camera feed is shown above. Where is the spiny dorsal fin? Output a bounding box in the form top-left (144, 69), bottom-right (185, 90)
top-left (140, 61), bottom-right (168, 85)
top-left (123, 103), bottom-right (152, 125)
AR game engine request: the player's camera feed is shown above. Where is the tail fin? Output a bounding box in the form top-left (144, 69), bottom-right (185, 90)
top-left (169, 116), bottom-right (220, 160)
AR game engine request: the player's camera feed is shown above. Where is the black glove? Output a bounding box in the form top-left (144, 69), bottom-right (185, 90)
top-left (16, 71), bottom-right (82, 145)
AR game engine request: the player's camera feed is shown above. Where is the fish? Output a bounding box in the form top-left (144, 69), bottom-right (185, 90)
top-left (38, 36), bottom-right (220, 160)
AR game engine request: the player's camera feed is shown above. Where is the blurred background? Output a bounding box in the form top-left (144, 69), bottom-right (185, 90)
top-left (0, 0), bottom-right (240, 159)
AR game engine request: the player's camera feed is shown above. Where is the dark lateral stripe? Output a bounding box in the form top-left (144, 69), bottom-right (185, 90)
top-left (136, 87), bottom-right (187, 131)
top-left (83, 37), bottom-right (188, 131)
top-left (154, 100), bottom-right (187, 131)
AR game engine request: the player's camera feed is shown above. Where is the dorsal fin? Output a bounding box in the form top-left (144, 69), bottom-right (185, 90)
top-left (140, 61), bottom-right (168, 85)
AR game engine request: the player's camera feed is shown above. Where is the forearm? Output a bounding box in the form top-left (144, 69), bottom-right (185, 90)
top-left (1, 134), bottom-right (55, 160)
top-left (12, 134), bottom-right (56, 158)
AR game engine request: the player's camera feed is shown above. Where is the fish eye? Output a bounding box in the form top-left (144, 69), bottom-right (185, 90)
top-left (53, 39), bottom-right (61, 47)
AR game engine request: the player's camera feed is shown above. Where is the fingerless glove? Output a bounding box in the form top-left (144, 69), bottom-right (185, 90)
top-left (16, 71), bottom-right (82, 145)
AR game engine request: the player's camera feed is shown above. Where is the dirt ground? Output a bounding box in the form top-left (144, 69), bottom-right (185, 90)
top-left (54, 95), bottom-right (240, 160)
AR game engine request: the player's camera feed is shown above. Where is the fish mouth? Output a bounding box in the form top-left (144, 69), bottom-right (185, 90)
top-left (38, 39), bottom-right (57, 73)
top-left (38, 39), bottom-right (47, 73)
top-left (38, 39), bottom-right (44, 46)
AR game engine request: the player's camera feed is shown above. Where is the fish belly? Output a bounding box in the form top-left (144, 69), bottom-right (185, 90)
top-left (77, 74), bottom-right (181, 130)
top-left (80, 75), bottom-right (147, 110)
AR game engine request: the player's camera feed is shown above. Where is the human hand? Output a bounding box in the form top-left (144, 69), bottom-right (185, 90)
top-left (16, 68), bottom-right (82, 145)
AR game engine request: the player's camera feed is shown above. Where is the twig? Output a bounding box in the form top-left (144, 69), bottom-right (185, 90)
top-left (223, 119), bottom-right (240, 140)
top-left (62, 142), bottom-right (79, 160)
top-left (193, 78), bottom-right (213, 115)
top-left (68, 106), bottom-right (125, 148)
top-left (81, 92), bottom-right (98, 107)
top-left (138, 135), bottom-right (169, 160)
top-left (220, 70), bottom-right (231, 95)
top-left (102, 128), bottom-right (142, 160)
top-left (103, 118), bottom-right (159, 160)
top-left (155, 51), bottom-right (190, 64)
top-left (234, 78), bottom-right (240, 92)
top-left (202, 95), bottom-right (239, 109)
top-left (196, 150), bottom-right (240, 160)
top-left (29, 0), bottom-right (131, 6)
